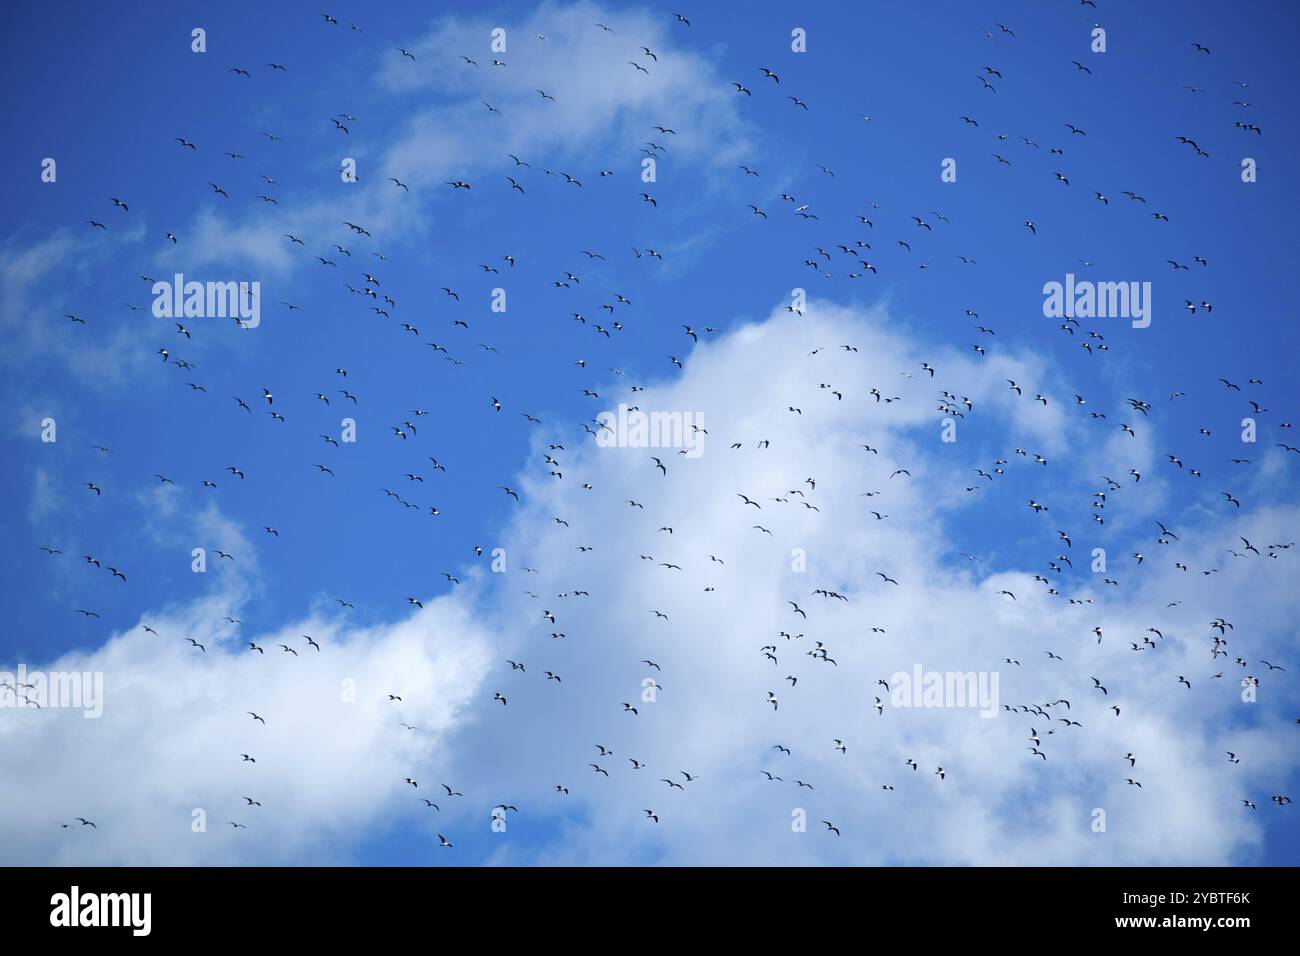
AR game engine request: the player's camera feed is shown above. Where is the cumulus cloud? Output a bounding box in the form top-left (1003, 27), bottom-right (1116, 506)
top-left (4, 293), bottom-right (1293, 866)
top-left (0, 585), bottom-right (494, 864)
top-left (429, 298), bottom-right (1298, 865)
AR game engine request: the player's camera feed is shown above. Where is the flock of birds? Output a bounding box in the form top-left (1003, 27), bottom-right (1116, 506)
top-left (26, 6), bottom-right (1296, 860)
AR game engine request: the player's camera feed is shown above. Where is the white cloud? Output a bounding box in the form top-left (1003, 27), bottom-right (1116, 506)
top-left (4, 299), bottom-right (1293, 866)
top-left (164, 2), bottom-right (753, 278)
top-left (433, 298), bottom-right (1298, 865)
top-left (0, 226), bottom-right (153, 393)
top-left (0, 588), bottom-right (494, 864)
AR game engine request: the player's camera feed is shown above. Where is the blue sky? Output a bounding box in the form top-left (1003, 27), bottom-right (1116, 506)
top-left (0, 0), bottom-right (1296, 866)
